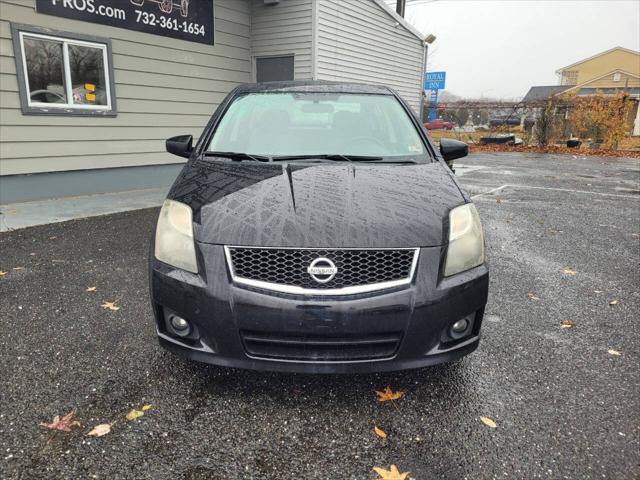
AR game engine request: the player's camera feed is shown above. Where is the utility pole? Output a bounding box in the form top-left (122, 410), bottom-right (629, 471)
top-left (420, 34), bottom-right (437, 123)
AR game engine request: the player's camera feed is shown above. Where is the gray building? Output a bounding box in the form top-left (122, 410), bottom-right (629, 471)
top-left (0, 0), bottom-right (426, 204)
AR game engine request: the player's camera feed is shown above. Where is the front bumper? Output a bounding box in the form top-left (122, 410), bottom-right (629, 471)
top-left (149, 243), bottom-right (489, 373)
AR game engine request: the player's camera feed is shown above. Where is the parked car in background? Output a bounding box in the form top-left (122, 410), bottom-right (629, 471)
top-left (150, 81), bottom-right (488, 373)
top-left (424, 118), bottom-right (455, 130)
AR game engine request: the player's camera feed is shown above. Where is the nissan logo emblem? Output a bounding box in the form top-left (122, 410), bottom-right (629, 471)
top-left (307, 257), bottom-right (338, 283)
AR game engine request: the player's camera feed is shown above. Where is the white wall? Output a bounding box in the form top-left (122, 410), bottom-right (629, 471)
top-left (315, 0), bottom-right (424, 112)
top-left (250, 0), bottom-right (314, 80)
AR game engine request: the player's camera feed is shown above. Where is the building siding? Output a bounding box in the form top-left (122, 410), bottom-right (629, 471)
top-left (0, 0), bottom-right (251, 177)
top-left (315, 0), bottom-right (424, 112)
top-left (250, 0), bottom-right (314, 80)
top-left (582, 72), bottom-right (640, 89)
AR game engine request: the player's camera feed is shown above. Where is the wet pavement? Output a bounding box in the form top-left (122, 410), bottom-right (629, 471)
top-left (1, 153), bottom-right (639, 479)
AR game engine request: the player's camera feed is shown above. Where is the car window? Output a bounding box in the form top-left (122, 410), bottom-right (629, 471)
top-left (208, 93), bottom-right (428, 161)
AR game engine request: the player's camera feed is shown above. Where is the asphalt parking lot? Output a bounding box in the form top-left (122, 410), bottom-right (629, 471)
top-left (1, 152), bottom-right (638, 479)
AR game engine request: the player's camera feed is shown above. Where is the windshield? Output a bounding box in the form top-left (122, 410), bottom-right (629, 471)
top-left (207, 92), bottom-right (428, 161)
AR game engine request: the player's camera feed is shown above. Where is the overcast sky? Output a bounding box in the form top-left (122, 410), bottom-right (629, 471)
top-left (399, 0), bottom-right (640, 99)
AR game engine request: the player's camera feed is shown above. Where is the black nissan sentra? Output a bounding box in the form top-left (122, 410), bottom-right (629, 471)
top-left (149, 81), bottom-right (488, 373)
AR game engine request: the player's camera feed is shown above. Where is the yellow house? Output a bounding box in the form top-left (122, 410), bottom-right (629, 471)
top-left (557, 46), bottom-right (640, 87)
top-left (557, 47), bottom-right (640, 136)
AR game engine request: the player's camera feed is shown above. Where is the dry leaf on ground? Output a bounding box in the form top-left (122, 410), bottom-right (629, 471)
top-left (87, 423), bottom-right (113, 437)
top-left (608, 300), bottom-right (618, 306)
top-left (527, 292), bottom-right (540, 301)
top-left (373, 426), bottom-right (387, 438)
top-left (101, 301), bottom-right (119, 311)
top-left (561, 268), bottom-right (577, 276)
top-left (608, 349), bottom-right (621, 356)
top-left (480, 416), bottom-right (497, 428)
top-left (12, 267), bottom-right (25, 271)
top-left (86, 286), bottom-right (97, 292)
top-left (372, 464), bottom-right (410, 480)
top-left (560, 320), bottom-right (575, 329)
top-left (126, 409), bottom-right (144, 421)
top-left (375, 387), bottom-right (404, 402)
top-left (40, 410), bottom-right (81, 432)
top-left (0, 271), bottom-right (7, 277)
top-left (142, 404), bottom-right (152, 411)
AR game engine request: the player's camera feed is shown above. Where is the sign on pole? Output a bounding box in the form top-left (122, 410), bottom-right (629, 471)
top-left (424, 72), bottom-right (446, 91)
top-left (424, 72), bottom-right (446, 121)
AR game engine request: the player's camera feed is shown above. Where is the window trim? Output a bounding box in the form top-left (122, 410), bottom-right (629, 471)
top-left (11, 23), bottom-right (117, 117)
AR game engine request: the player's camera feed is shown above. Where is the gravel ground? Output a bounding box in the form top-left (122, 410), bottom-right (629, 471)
top-left (1, 153), bottom-right (638, 479)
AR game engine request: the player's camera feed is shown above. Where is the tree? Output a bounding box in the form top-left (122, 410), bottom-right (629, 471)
top-left (568, 91), bottom-right (633, 149)
top-left (455, 108), bottom-right (469, 127)
top-left (533, 97), bottom-right (560, 147)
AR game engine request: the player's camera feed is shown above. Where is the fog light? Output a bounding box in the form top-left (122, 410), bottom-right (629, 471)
top-left (452, 319), bottom-right (469, 333)
top-left (169, 315), bottom-right (191, 336)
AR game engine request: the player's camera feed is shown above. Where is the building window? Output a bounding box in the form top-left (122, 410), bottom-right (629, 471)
top-left (562, 70), bottom-right (578, 85)
top-left (12, 24), bottom-right (116, 116)
top-left (613, 72), bottom-right (621, 82)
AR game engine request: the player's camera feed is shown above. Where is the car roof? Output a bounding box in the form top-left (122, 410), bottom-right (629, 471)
top-left (234, 80), bottom-right (394, 95)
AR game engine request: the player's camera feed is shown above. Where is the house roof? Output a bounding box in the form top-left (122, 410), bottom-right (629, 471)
top-left (373, 0), bottom-right (427, 43)
top-left (555, 46), bottom-right (640, 74)
top-left (522, 85), bottom-right (572, 102)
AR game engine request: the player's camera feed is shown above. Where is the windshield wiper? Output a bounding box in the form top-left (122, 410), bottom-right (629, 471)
top-left (202, 151), bottom-right (271, 162)
top-left (271, 154), bottom-right (383, 162)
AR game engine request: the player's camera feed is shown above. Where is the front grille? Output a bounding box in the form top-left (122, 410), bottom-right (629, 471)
top-left (226, 247), bottom-right (418, 294)
top-left (240, 330), bottom-right (402, 361)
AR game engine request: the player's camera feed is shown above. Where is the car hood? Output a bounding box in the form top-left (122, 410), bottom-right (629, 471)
top-left (169, 159), bottom-right (465, 248)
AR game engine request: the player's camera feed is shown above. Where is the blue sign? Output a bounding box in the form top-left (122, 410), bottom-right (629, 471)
top-left (428, 90), bottom-right (439, 121)
top-left (424, 71), bottom-right (446, 90)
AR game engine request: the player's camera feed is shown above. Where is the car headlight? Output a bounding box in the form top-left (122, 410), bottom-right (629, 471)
top-left (444, 203), bottom-right (485, 277)
top-left (155, 199), bottom-right (198, 273)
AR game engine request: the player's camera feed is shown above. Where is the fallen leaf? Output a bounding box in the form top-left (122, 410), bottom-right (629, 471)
top-left (527, 292), bottom-right (540, 301)
top-left (12, 267), bottom-right (25, 271)
top-left (608, 300), bottom-right (618, 306)
top-left (86, 286), bottom-right (97, 292)
top-left (561, 268), bottom-right (577, 276)
top-left (0, 271), bottom-right (7, 276)
top-left (375, 386), bottom-right (404, 402)
top-left (496, 198), bottom-right (502, 204)
top-left (126, 409), bottom-right (144, 421)
top-left (141, 404), bottom-right (152, 411)
top-left (560, 320), bottom-right (575, 329)
top-left (608, 349), bottom-right (621, 356)
top-left (40, 410), bottom-right (81, 432)
top-left (373, 425), bottom-right (387, 438)
top-left (101, 301), bottom-right (119, 311)
top-left (480, 416), bottom-right (497, 429)
top-left (373, 464), bottom-right (410, 480)
top-left (594, 290), bottom-right (603, 294)
top-left (87, 423), bottom-right (112, 437)
top-left (49, 236), bottom-right (57, 240)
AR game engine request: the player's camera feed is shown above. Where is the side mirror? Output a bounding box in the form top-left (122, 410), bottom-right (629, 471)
top-left (166, 135), bottom-right (193, 158)
top-left (439, 138), bottom-right (468, 162)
